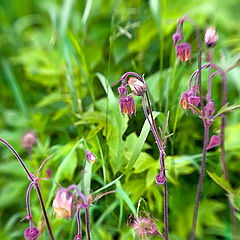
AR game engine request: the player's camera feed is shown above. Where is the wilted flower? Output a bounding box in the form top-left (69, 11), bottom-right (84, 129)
top-left (24, 226), bottom-right (39, 240)
top-left (119, 96), bottom-right (136, 118)
top-left (155, 169), bottom-right (166, 186)
top-left (207, 135), bottom-right (220, 150)
top-left (129, 213), bottom-right (162, 239)
top-left (85, 149), bottom-right (97, 164)
top-left (176, 42), bottom-right (191, 62)
top-left (204, 27), bottom-right (218, 48)
top-left (128, 77), bottom-right (146, 96)
top-left (53, 188), bottom-right (75, 218)
top-left (22, 132), bottom-right (37, 150)
top-left (180, 86), bottom-right (200, 114)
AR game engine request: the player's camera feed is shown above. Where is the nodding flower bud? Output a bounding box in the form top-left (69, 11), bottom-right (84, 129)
top-left (119, 96), bottom-right (136, 118)
top-left (204, 27), bottom-right (218, 48)
top-left (128, 77), bottom-right (146, 96)
top-left (176, 42), bottom-right (191, 62)
top-left (53, 188), bottom-right (75, 219)
top-left (22, 132), bottom-right (37, 150)
top-left (45, 168), bottom-right (52, 179)
top-left (85, 149), bottom-right (97, 164)
top-left (24, 226), bottom-right (39, 240)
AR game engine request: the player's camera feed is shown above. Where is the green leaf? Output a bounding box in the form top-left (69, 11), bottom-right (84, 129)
top-left (207, 171), bottom-right (233, 193)
top-left (116, 183), bottom-right (136, 215)
top-left (229, 189), bottom-right (240, 211)
top-left (124, 111), bottom-right (160, 175)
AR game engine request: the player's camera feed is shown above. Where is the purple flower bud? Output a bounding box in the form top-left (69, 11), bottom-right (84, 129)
top-left (207, 135), bottom-right (220, 150)
top-left (45, 168), bottom-right (52, 179)
top-left (176, 42), bottom-right (191, 62)
top-left (172, 32), bottom-right (182, 47)
top-left (118, 86), bottom-right (127, 97)
top-left (24, 226), bottom-right (39, 240)
top-left (204, 27), bottom-right (218, 48)
top-left (188, 96), bottom-right (200, 114)
top-left (85, 149), bottom-right (97, 164)
top-left (128, 77), bottom-right (146, 96)
top-left (119, 96), bottom-right (136, 118)
top-left (155, 170), bottom-right (166, 186)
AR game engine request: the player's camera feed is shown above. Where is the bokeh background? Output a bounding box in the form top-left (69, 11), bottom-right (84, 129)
top-left (0, 0), bottom-right (240, 239)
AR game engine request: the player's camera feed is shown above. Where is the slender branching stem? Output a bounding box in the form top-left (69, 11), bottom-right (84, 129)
top-left (187, 17), bottom-right (204, 113)
top-left (207, 48), bottom-right (213, 101)
top-left (35, 183), bottom-right (55, 240)
top-left (190, 124), bottom-right (209, 240)
top-left (142, 93), bottom-right (168, 239)
top-left (77, 207), bottom-right (82, 237)
top-left (26, 182), bottom-right (34, 228)
top-left (0, 138), bottom-right (34, 181)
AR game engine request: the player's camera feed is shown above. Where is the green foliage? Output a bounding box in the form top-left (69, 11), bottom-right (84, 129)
top-left (0, 0), bottom-right (240, 239)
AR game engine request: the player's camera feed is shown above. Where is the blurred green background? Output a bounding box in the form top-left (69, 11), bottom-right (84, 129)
top-left (0, 0), bottom-right (240, 239)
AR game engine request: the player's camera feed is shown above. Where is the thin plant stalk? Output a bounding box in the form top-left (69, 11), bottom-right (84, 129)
top-left (0, 138), bottom-right (55, 240)
top-left (190, 124), bottom-right (209, 240)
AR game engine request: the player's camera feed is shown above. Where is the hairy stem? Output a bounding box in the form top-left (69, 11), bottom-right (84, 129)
top-left (190, 124), bottom-right (209, 240)
top-left (77, 207), bottom-right (82, 237)
top-left (35, 184), bottom-right (55, 240)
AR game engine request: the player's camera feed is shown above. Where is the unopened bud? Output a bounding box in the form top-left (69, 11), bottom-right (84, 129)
top-left (52, 188), bottom-right (75, 218)
top-left (204, 27), bottom-right (218, 48)
top-left (24, 226), bottom-right (39, 240)
top-left (85, 149), bottom-right (96, 164)
top-left (128, 77), bottom-right (146, 96)
top-left (155, 170), bottom-right (166, 186)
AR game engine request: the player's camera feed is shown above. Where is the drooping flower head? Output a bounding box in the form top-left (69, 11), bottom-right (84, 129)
top-left (204, 27), bottom-right (218, 48)
top-left (24, 226), bottom-right (39, 240)
top-left (172, 32), bottom-right (182, 47)
top-left (52, 188), bottom-right (76, 219)
top-left (203, 100), bottom-right (215, 118)
top-left (176, 43), bottom-right (191, 62)
top-left (119, 96), bottom-right (136, 118)
top-left (180, 85), bottom-right (200, 114)
top-left (128, 212), bottom-right (161, 239)
top-left (128, 77), bottom-right (146, 96)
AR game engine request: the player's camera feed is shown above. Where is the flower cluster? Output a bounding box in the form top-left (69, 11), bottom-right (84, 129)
top-left (113, 72), bottom-right (146, 118)
top-left (172, 16), bottom-right (191, 62)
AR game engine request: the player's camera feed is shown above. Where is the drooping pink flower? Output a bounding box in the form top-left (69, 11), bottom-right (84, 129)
top-left (203, 101), bottom-right (215, 117)
top-left (22, 132), bottom-right (37, 150)
top-left (176, 42), bottom-right (191, 62)
top-left (180, 86), bottom-right (200, 114)
top-left (119, 96), bottom-right (136, 118)
top-left (204, 27), bottom-right (218, 48)
top-left (52, 188), bottom-right (75, 219)
top-left (128, 77), bottom-right (146, 96)
top-left (207, 135), bottom-right (220, 150)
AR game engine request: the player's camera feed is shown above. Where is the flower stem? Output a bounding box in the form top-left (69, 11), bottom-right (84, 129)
top-left (77, 207), bottom-right (82, 237)
top-left (190, 124), bottom-right (209, 240)
top-left (26, 182), bottom-right (34, 228)
top-left (35, 184), bottom-right (55, 240)
top-left (0, 138), bottom-right (34, 181)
